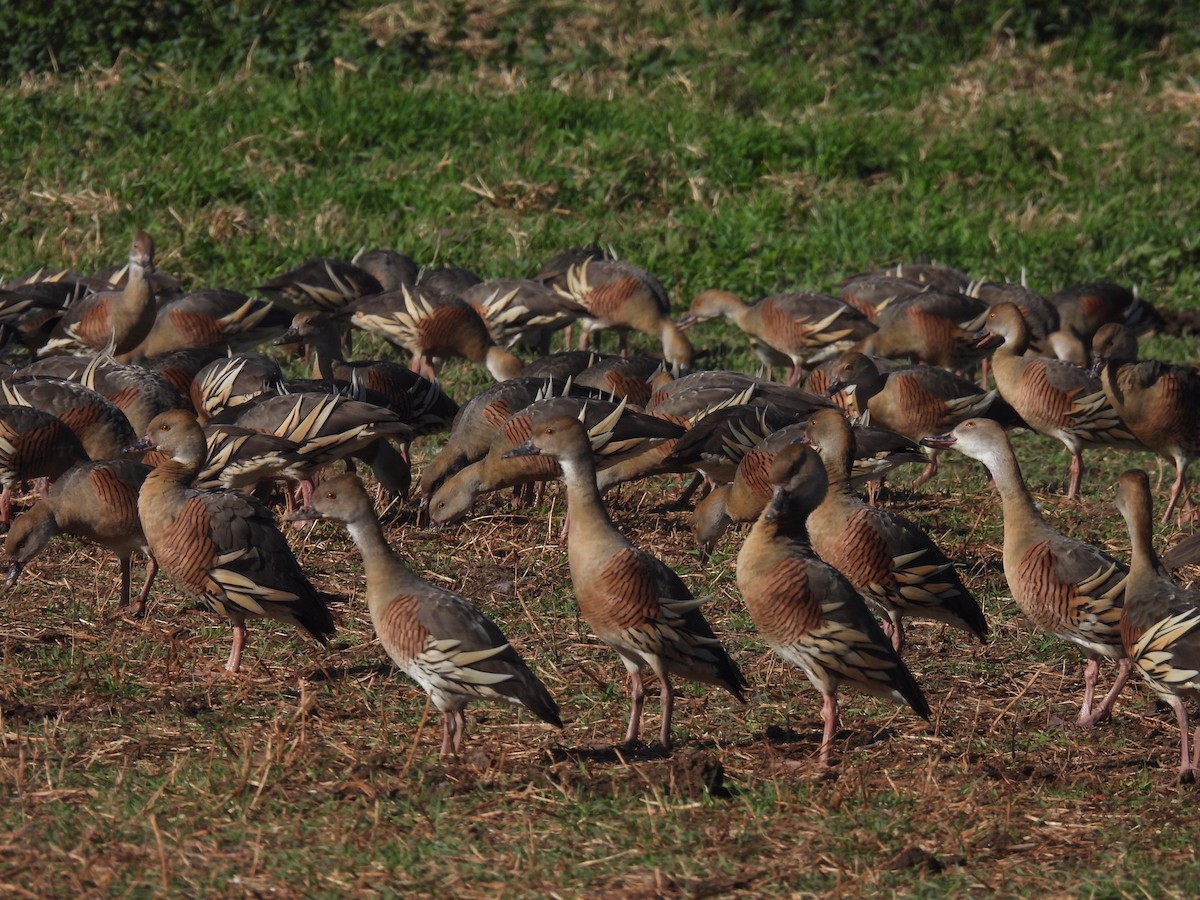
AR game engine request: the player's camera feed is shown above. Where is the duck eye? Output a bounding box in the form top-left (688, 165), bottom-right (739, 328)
top-left (324, 491), bottom-right (336, 500)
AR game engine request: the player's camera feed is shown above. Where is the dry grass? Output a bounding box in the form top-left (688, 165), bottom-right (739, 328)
top-left (1, 428), bottom-right (1197, 894)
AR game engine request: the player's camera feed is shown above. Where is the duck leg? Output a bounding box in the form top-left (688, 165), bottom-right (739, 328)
top-left (1076, 656), bottom-right (1130, 726)
top-left (820, 692), bottom-right (841, 767)
top-left (226, 619), bottom-right (247, 673)
top-left (659, 676), bottom-right (675, 750)
top-left (131, 553), bottom-right (158, 618)
top-left (884, 610), bottom-right (905, 655)
top-left (1164, 465), bottom-right (1193, 524)
top-left (1167, 696), bottom-right (1196, 782)
top-left (1067, 451), bottom-right (1085, 500)
top-left (621, 668), bottom-right (646, 749)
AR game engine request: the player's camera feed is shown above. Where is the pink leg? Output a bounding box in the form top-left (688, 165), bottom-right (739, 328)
top-left (1168, 696), bottom-right (1195, 781)
top-left (1077, 656), bottom-right (1100, 725)
top-left (441, 715), bottom-right (454, 756)
top-left (1081, 657), bottom-right (1132, 726)
top-left (885, 611), bottom-right (905, 655)
top-left (621, 670), bottom-right (645, 749)
top-left (1067, 451), bottom-right (1084, 500)
top-left (786, 365), bottom-right (803, 386)
top-left (118, 555), bottom-right (133, 610)
top-left (659, 676), bottom-right (675, 750)
top-left (820, 692), bottom-right (841, 767)
top-left (226, 620), bottom-right (247, 673)
top-left (1163, 466), bottom-right (1190, 524)
top-left (131, 554), bottom-right (158, 618)
top-left (911, 452), bottom-right (939, 488)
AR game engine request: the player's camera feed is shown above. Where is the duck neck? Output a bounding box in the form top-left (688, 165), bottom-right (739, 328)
top-left (343, 514), bottom-right (415, 613)
top-left (1123, 495), bottom-right (1168, 584)
top-left (970, 440), bottom-right (1045, 550)
top-left (306, 330), bottom-right (345, 382)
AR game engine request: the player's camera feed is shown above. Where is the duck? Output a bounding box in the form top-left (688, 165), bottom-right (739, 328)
top-left (804, 408), bottom-right (987, 654)
top-left (1113, 469), bottom-right (1200, 781)
top-left (824, 350), bottom-right (1015, 486)
top-left (427, 396), bottom-right (684, 526)
top-left (0, 404), bottom-right (90, 523)
top-left (1049, 282), bottom-right (1164, 359)
top-left (38, 231), bottom-right (158, 360)
top-left (349, 283), bottom-right (524, 382)
top-left (835, 274), bottom-right (928, 322)
top-left (0, 376), bottom-right (137, 461)
top-left (678, 289), bottom-right (876, 385)
top-left (129, 289), bottom-right (286, 360)
top-left (258, 256), bottom-right (383, 314)
top-left (922, 418), bottom-right (1131, 726)
top-left (5, 459), bottom-right (157, 616)
top-left (273, 310), bottom-right (458, 436)
top-left (134, 410), bottom-right (336, 673)
top-left (553, 257), bottom-right (693, 375)
top-left (504, 413), bottom-right (747, 749)
top-left (1091, 323), bottom-right (1200, 522)
top-left (980, 301), bottom-right (1139, 500)
top-left (854, 289), bottom-right (990, 372)
top-left (460, 278), bottom-right (576, 353)
top-left (736, 443), bottom-right (930, 765)
top-left (290, 473), bottom-right (562, 756)
top-left (189, 353), bottom-right (285, 423)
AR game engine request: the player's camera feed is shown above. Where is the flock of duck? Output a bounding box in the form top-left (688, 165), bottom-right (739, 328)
top-left (1, 232), bottom-right (1198, 777)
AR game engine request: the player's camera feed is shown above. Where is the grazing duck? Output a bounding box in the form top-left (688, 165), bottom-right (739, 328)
top-left (825, 350), bottom-right (1015, 486)
top-left (804, 408), bottom-right (987, 653)
top-left (352, 248), bottom-right (419, 292)
top-left (78, 353), bottom-right (186, 435)
top-left (5, 459), bottom-right (157, 616)
top-left (1114, 469), bottom-right (1200, 781)
top-left (922, 418), bottom-right (1131, 726)
top-left (38, 231), bottom-right (158, 359)
top-left (350, 284), bottom-right (524, 382)
top-left (259, 257), bottom-right (382, 314)
top-left (460, 278), bottom-right (576, 353)
top-left (428, 396), bottom-right (684, 526)
top-left (678, 289), bottom-right (876, 385)
top-left (980, 301), bottom-right (1138, 500)
top-left (273, 310), bottom-right (458, 436)
top-left (291, 473), bottom-right (562, 755)
top-left (190, 353), bottom-right (285, 423)
top-left (1050, 282), bottom-right (1164, 357)
top-left (1091, 323), bottom-right (1200, 523)
top-left (134, 410), bottom-right (336, 673)
top-left (553, 258), bottom-right (693, 374)
top-left (836, 274), bottom-right (927, 322)
top-left (143, 347), bottom-right (225, 409)
top-left (854, 289), bottom-right (990, 372)
top-left (0, 404), bottom-right (90, 523)
top-left (505, 414), bottom-right (747, 750)
top-left (736, 444), bottom-right (930, 765)
top-left (211, 391), bottom-right (413, 505)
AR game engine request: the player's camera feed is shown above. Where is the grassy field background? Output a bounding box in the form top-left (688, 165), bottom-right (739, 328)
top-left (2, 2), bottom-right (1200, 896)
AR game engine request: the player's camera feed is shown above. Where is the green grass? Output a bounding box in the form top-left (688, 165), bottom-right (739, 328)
top-left (2, 2), bottom-right (1200, 897)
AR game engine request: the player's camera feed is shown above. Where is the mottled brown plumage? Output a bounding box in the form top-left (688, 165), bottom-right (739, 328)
top-left (0, 404), bottom-right (89, 522)
top-left (259, 257), bottom-right (382, 313)
top-left (982, 302), bottom-right (1139, 499)
top-left (1114, 469), bottom-right (1200, 781)
top-left (736, 444), bottom-right (929, 765)
top-left (854, 289), bottom-right (990, 371)
top-left (350, 284), bottom-right (523, 382)
top-left (505, 414), bottom-right (746, 750)
top-left (131, 289), bottom-right (285, 360)
top-left (804, 408), bottom-right (987, 654)
top-left (5, 459), bottom-right (156, 615)
top-left (291, 473), bottom-right (561, 755)
top-left (40, 231), bottom-right (157, 359)
top-left (1, 376), bottom-right (137, 460)
top-left (1092, 323), bottom-right (1200, 522)
top-left (679, 289), bottom-right (875, 384)
top-left (923, 418), bottom-right (1131, 726)
top-left (554, 258), bottom-right (693, 374)
top-left (136, 410), bottom-right (335, 673)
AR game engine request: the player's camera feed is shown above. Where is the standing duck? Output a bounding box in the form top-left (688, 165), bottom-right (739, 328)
top-left (736, 443), bottom-right (929, 766)
top-left (922, 418), bottom-right (1132, 726)
top-left (804, 408), bottom-right (987, 654)
top-left (1091, 323), bottom-right (1200, 522)
top-left (1113, 469), bottom-right (1200, 780)
top-left (505, 413), bottom-right (747, 750)
top-left (39, 231), bottom-right (158, 359)
top-left (134, 410), bottom-right (336, 673)
top-left (291, 473), bottom-right (562, 756)
top-left (980, 301), bottom-right (1138, 499)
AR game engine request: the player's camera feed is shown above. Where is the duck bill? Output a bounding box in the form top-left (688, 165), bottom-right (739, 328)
top-left (273, 328), bottom-right (303, 347)
top-left (125, 437), bottom-right (154, 453)
top-left (920, 433), bottom-right (956, 450)
top-left (287, 506), bottom-right (323, 528)
top-left (502, 439), bottom-right (542, 460)
top-left (763, 486), bottom-right (787, 523)
top-left (975, 329), bottom-right (999, 350)
top-left (676, 314), bottom-right (698, 330)
top-left (5, 562), bottom-right (22, 590)
top-left (1088, 356), bottom-right (1106, 379)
